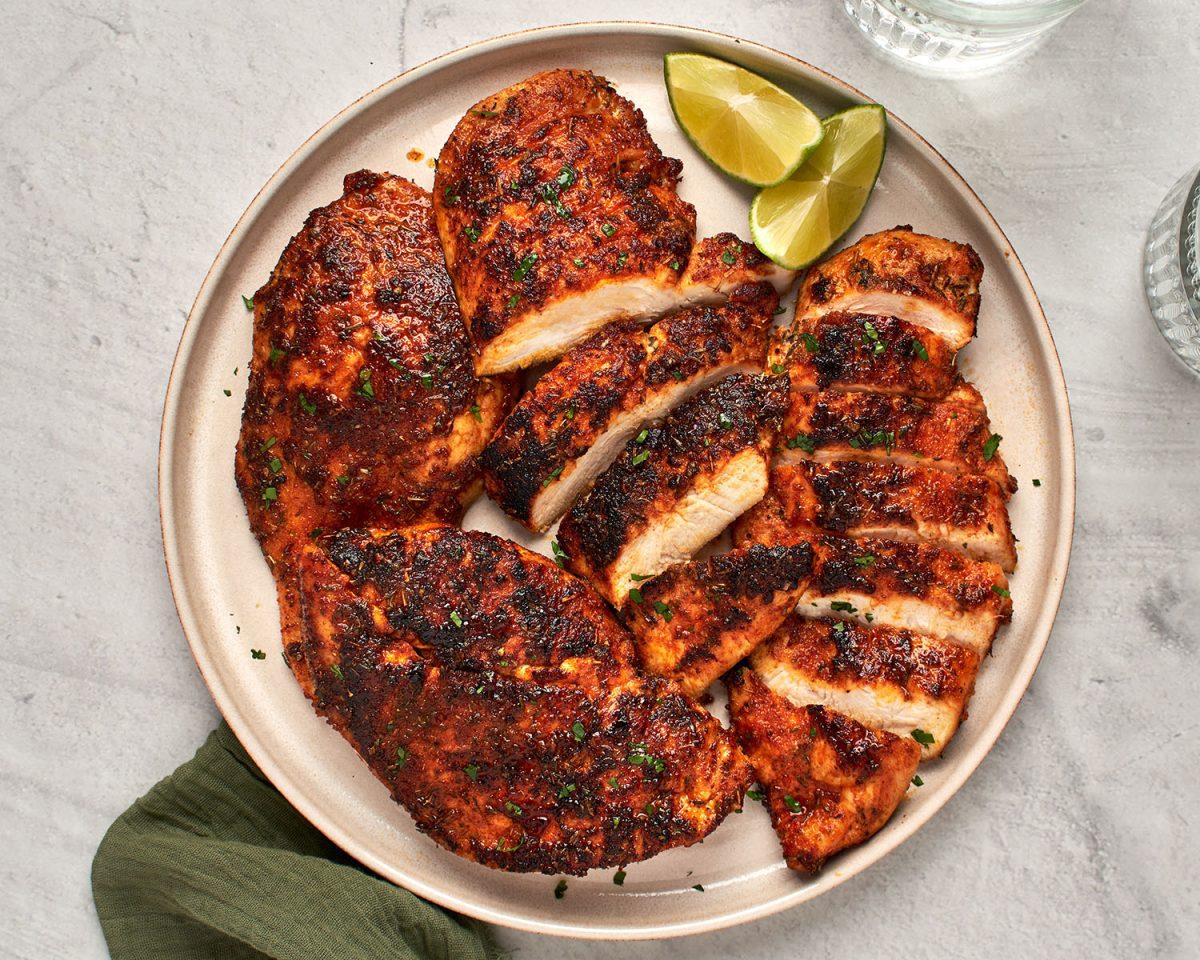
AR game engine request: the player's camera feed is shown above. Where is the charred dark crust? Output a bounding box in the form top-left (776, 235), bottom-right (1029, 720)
top-left (558, 374), bottom-right (787, 576)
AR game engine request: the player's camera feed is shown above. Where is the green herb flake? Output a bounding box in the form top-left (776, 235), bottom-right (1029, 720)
top-left (564, 405), bottom-right (576, 421)
top-left (471, 107), bottom-right (499, 118)
top-left (718, 412), bottom-right (733, 430)
top-left (829, 600), bottom-right (857, 613)
top-left (336, 475), bottom-right (350, 486)
top-left (269, 347), bottom-right (286, 365)
top-left (692, 884), bottom-right (705, 892)
top-left (512, 253), bottom-right (538, 282)
top-left (504, 800), bottom-right (523, 817)
top-left (601, 223), bottom-right (617, 237)
top-left (261, 436), bottom-right (277, 451)
top-left (992, 585), bottom-right (1011, 598)
top-left (573, 257), bottom-right (585, 268)
top-left (1032, 478), bottom-right (1042, 487)
top-left (268, 457), bottom-right (282, 473)
top-left (261, 486), bottom-right (278, 502)
top-left (617, 252), bottom-right (628, 266)
top-left (419, 372), bottom-right (433, 390)
top-left (470, 403), bottom-right (482, 422)
top-left (911, 340), bottom-right (929, 361)
top-left (770, 363), bottom-right (786, 375)
top-left (832, 620), bottom-right (846, 634)
top-left (242, 294), bottom-right (255, 311)
top-left (982, 433), bottom-right (1002, 461)
top-left (631, 449), bottom-right (650, 466)
top-left (628, 588), bottom-right (644, 605)
top-left (670, 260), bottom-right (681, 271)
top-left (330, 663), bottom-right (344, 681)
top-left (653, 600), bottom-right (673, 623)
top-left (783, 795), bottom-right (803, 813)
top-left (449, 610), bottom-right (464, 628)
top-left (572, 720), bottom-right (586, 742)
top-left (643, 802), bottom-right (656, 815)
top-left (554, 879), bottom-right (568, 900)
top-left (551, 540), bottom-right (568, 568)
top-left (721, 247), bottom-right (737, 266)
top-left (557, 165), bottom-right (577, 188)
top-left (507, 293), bottom-right (520, 310)
top-left (298, 393), bottom-right (317, 415)
top-left (395, 745), bottom-right (409, 767)
top-left (629, 573), bottom-right (652, 581)
top-left (443, 186), bottom-right (460, 206)
top-left (785, 433), bottom-right (816, 453)
top-left (222, 388), bottom-right (231, 397)
top-left (635, 428), bottom-right (649, 444)
top-left (912, 774), bottom-right (924, 787)
top-left (464, 225), bottom-right (480, 242)
top-left (746, 788), bottom-right (765, 802)
top-left (911, 728), bottom-right (935, 746)
top-left (250, 648), bottom-right (265, 660)
top-left (863, 320), bottom-right (880, 341)
top-left (613, 869), bottom-right (627, 886)
top-left (465, 763), bottom-right (480, 781)
top-left (854, 555), bottom-right (875, 567)
top-left (801, 332), bottom-right (820, 353)
top-left (542, 464), bottom-right (564, 487)
top-left (608, 776), bottom-right (619, 788)
top-left (558, 783), bottom-right (577, 799)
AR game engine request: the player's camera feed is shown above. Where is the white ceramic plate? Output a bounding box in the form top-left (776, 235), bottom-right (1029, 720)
top-left (160, 22), bottom-right (1075, 940)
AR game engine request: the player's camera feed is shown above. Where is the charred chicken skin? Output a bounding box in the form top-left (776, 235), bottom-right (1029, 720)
top-left (434, 69), bottom-right (792, 373)
top-left (726, 667), bottom-right (920, 873)
top-left (296, 525), bottom-right (751, 875)
top-left (558, 373), bottom-right (787, 606)
top-left (791, 226), bottom-right (984, 350)
top-left (482, 282), bottom-right (777, 531)
top-left (624, 542), bottom-right (815, 699)
top-left (235, 171), bottom-right (513, 683)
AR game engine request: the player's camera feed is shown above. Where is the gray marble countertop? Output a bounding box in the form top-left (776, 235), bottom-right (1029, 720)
top-left (4, 2), bottom-right (1198, 957)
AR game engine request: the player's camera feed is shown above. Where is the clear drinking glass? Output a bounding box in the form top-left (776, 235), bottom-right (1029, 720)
top-left (842, 0), bottom-right (1090, 72)
top-left (1144, 164), bottom-right (1200, 377)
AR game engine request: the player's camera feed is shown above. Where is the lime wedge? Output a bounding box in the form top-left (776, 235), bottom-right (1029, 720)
top-left (750, 104), bottom-right (888, 270)
top-left (664, 53), bottom-right (824, 188)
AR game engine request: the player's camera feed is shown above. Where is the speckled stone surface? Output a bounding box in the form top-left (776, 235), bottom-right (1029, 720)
top-left (3, 2), bottom-right (1199, 958)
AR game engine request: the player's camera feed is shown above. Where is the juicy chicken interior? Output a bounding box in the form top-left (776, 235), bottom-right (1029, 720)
top-left (624, 542), bottom-right (814, 699)
top-left (726, 667), bottom-right (920, 874)
top-left (433, 68), bottom-right (792, 373)
top-left (750, 615), bottom-right (981, 759)
top-left (765, 460), bottom-right (1016, 570)
top-left (790, 226), bottom-right (984, 351)
top-left (297, 525), bottom-right (751, 875)
top-left (482, 282), bottom-right (777, 531)
top-left (235, 171), bottom-right (513, 682)
top-left (558, 374), bottom-right (786, 606)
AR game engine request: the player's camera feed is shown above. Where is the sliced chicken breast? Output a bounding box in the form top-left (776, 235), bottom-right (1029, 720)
top-left (767, 460), bottom-right (1016, 570)
top-left (433, 67), bottom-right (793, 374)
top-left (792, 226), bottom-right (983, 351)
top-left (624, 542), bottom-right (815, 699)
top-left (726, 666), bottom-right (920, 873)
top-left (482, 283), bottom-right (776, 531)
top-left (558, 374), bottom-right (786, 606)
top-left (780, 390), bottom-right (1017, 498)
top-left (751, 615), bottom-right (980, 759)
top-left (770, 311), bottom-right (974, 405)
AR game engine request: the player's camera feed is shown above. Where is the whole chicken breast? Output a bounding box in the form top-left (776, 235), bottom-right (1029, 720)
top-left (624, 542), bottom-right (814, 699)
top-left (750, 615), bottom-right (980, 759)
top-left (791, 226), bottom-right (984, 350)
top-left (482, 283), bottom-right (776, 531)
top-left (558, 374), bottom-right (787, 606)
top-left (297, 525), bottom-right (751, 875)
top-left (726, 666), bottom-right (920, 874)
top-left (433, 69), bottom-right (792, 373)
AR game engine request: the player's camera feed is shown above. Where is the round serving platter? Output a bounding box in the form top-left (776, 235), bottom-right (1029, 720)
top-left (160, 22), bottom-right (1075, 940)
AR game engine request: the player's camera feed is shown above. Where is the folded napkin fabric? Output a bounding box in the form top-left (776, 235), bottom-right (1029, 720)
top-left (92, 722), bottom-right (503, 960)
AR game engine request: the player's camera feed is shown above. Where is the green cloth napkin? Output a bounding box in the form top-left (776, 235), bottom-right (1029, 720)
top-left (91, 722), bottom-right (503, 960)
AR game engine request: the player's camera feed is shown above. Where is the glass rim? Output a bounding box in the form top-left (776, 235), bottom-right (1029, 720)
top-left (1180, 168), bottom-right (1200, 317)
top-left (900, 0), bottom-right (1091, 15)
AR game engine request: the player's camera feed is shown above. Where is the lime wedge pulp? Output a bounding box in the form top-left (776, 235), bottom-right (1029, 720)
top-left (750, 104), bottom-right (888, 270)
top-left (664, 53), bottom-right (825, 188)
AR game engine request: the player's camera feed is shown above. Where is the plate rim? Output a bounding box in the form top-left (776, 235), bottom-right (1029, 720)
top-left (159, 20), bottom-right (1077, 940)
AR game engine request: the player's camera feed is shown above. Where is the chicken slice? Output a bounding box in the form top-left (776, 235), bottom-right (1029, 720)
top-left (297, 525), bottom-right (751, 875)
top-left (557, 374), bottom-right (786, 606)
top-left (726, 666), bottom-right (920, 873)
top-left (767, 460), bottom-right (1016, 570)
top-left (770, 311), bottom-right (976, 405)
top-left (750, 615), bottom-right (979, 759)
top-left (482, 283), bottom-right (777, 531)
top-left (433, 67), bottom-right (792, 374)
top-left (623, 542), bottom-right (814, 699)
top-left (780, 390), bottom-right (1017, 498)
top-left (791, 226), bottom-right (983, 350)
top-left (235, 171), bottom-right (515, 693)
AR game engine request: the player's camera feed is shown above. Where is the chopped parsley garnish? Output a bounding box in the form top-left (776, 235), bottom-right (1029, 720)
top-left (608, 776), bottom-right (619, 788)
top-left (849, 429), bottom-right (896, 454)
top-left (242, 294), bottom-right (254, 311)
top-left (507, 293), bottom-right (520, 309)
top-left (564, 405), bottom-right (576, 420)
top-left (250, 649), bottom-right (265, 660)
top-left (854, 555), bottom-right (875, 567)
top-left (449, 610), bottom-right (464, 628)
top-left (721, 246), bottom-right (737, 265)
top-left (395, 745), bottom-right (409, 767)
top-left (222, 388), bottom-right (231, 397)
top-left (496, 836), bottom-right (522, 852)
top-left (538, 183), bottom-right (570, 217)
top-left (464, 225), bottom-right (480, 242)
top-left (268, 457), bottom-right (282, 473)
top-left (617, 252), bottom-right (628, 266)
top-left (1032, 478), bottom-right (1042, 487)
top-left (261, 486), bottom-right (278, 502)
top-left (830, 600), bottom-right (857, 612)
top-left (800, 332), bottom-right (820, 353)
top-left (653, 601), bottom-right (673, 622)
top-left (628, 588), bottom-right (644, 605)
top-left (671, 369), bottom-right (685, 382)
top-left (572, 720), bottom-right (586, 742)
top-left (635, 428), bottom-right (649, 444)
top-left (832, 621), bottom-right (847, 635)
top-left (329, 663), bottom-right (344, 681)
top-left (718, 412), bottom-right (733, 429)
top-left (512, 253), bottom-right (538, 281)
top-left (629, 572), bottom-right (652, 581)
top-left (261, 436), bottom-right (277, 451)
top-left (613, 869), bottom-right (627, 886)
top-left (442, 186), bottom-right (459, 205)
top-left (419, 372), bottom-right (433, 389)
top-left (911, 774), bottom-right (924, 787)
top-left (504, 801), bottom-right (523, 817)
top-left (692, 884), bottom-right (705, 892)
top-left (336, 475), bottom-right (351, 486)
top-left (631, 449), bottom-right (650, 466)
top-left (992, 585), bottom-right (1011, 598)
top-left (783, 795), bottom-right (803, 813)
top-left (557, 783), bottom-right (577, 799)
top-left (573, 257), bottom-right (585, 268)
top-left (911, 729), bottom-right (935, 746)
top-left (357, 368), bottom-right (375, 398)
top-left (464, 763), bottom-right (480, 781)
top-left (982, 433), bottom-right (1002, 461)
top-left (746, 788), bottom-right (765, 802)
top-left (471, 107), bottom-right (499, 118)
top-left (865, 611), bottom-right (875, 622)
top-left (298, 393), bottom-right (316, 415)
top-left (862, 320), bottom-right (886, 354)
top-left (601, 223), bottom-right (617, 237)
top-left (774, 305), bottom-right (786, 315)
top-left (554, 879), bottom-right (568, 899)
top-left (612, 816), bottom-right (620, 827)
top-left (785, 433), bottom-right (816, 453)
top-left (911, 340), bottom-right (929, 361)
top-left (670, 260), bottom-right (681, 271)
top-left (643, 802), bottom-right (656, 815)
top-left (542, 464), bottom-right (564, 487)
top-left (557, 165), bottom-right (577, 188)
top-left (470, 403), bottom-right (482, 422)
top-left (269, 347), bottom-right (286, 365)
top-left (551, 540), bottom-right (568, 568)
top-left (627, 744), bottom-right (665, 773)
